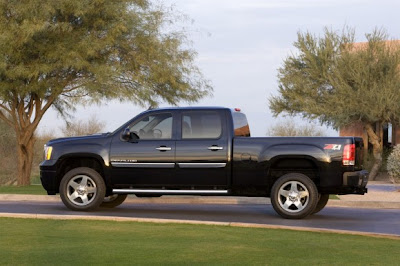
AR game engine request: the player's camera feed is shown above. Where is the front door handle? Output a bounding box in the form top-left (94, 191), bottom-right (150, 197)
top-left (156, 146), bottom-right (172, 151)
top-left (208, 146), bottom-right (223, 151)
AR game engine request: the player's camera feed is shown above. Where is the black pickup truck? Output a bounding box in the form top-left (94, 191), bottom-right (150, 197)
top-left (40, 107), bottom-right (368, 219)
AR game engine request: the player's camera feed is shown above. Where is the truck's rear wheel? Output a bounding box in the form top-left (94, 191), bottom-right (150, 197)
top-left (312, 194), bottom-right (329, 214)
top-left (100, 194), bottom-right (128, 208)
top-left (59, 167), bottom-right (106, 211)
top-left (271, 173), bottom-right (318, 219)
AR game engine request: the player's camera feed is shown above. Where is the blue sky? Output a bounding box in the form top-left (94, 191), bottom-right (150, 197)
top-left (39, 0), bottom-right (400, 136)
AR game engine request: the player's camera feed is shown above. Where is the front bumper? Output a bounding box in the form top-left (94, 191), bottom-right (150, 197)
top-left (40, 160), bottom-right (58, 195)
top-left (342, 170), bottom-right (369, 194)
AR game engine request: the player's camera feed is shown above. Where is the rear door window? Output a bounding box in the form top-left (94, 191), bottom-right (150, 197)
top-left (182, 111), bottom-right (222, 139)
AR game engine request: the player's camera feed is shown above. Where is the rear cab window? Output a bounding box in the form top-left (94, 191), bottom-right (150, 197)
top-left (232, 111), bottom-right (250, 137)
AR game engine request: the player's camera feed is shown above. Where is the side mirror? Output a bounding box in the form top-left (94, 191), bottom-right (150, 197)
top-left (122, 128), bottom-right (131, 141)
top-left (122, 128), bottom-right (140, 142)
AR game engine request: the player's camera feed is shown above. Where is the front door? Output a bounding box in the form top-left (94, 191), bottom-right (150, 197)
top-left (109, 112), bottom-right (176, 186)
top-left (175, 110), bottom-right (229, 186)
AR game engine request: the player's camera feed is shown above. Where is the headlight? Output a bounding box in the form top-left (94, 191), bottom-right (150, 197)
top-left (44, 145), bottom-right (53, 160)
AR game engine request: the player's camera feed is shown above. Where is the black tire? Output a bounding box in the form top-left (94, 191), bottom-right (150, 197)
top-left (59, 167), bottom-right (106, 211)
top-left (312, 194), bottom-right (329, 214)
top-left (100, 194), bottom-right (128, 208)
top-left (270, 173), bottom-right (318, 219)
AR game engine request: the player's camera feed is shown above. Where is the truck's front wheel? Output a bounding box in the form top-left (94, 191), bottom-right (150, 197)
top-left (271, 173), bottom-right (318, 219)
top-left (59, 167), bottom-right (106, 211)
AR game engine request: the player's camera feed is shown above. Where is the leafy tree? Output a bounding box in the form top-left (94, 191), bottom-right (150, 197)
top-left (0, 0), bottom-right (211, 185)
top-left (269, 28), bottom-right (400, 180)
top-left (267, 119), bottom-right (325, 137)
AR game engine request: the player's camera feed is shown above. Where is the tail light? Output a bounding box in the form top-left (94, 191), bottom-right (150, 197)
top-left (343, 144), bottom-right (355, 166)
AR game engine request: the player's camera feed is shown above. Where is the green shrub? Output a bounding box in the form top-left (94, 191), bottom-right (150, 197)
top-left (387, 144), bottom-right (400, 183)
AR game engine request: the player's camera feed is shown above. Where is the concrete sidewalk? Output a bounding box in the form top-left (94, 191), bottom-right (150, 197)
top-left (0, 181), bottom-right (399, 209)
top-left (330, 181), bottom-right (400, 209)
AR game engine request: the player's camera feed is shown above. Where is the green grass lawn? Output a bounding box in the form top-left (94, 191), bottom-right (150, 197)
top-left (0, 175), bottom-right (47, 195)
top-left (0, 218), bottom-right (398, 265)
top-left (0, 185), bottom-right (46, 195)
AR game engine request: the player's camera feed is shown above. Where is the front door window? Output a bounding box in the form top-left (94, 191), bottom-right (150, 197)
top-left (130, 113), bottom-right (173, 140)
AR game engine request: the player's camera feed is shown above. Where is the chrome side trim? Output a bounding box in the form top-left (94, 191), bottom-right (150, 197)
top-left (111, 162), bottom-right (175, 168)
top-left (112, 189), bottom-right (228, 194)
top-left (177, 163), bottom-right (226, 168)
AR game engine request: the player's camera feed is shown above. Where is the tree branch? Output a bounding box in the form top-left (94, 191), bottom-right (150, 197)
top-left (23, 93), bottom-right (58, 143)
top-left (0, 102), bottom-right (12, 114)
top-left (9, 93), bottom-right (21, 136)
top-left (61, 92), bottom-right (89, 98)
top-left (62, 83), bottom-right (85, 93)
top-left (0, 110), bottom-right (14, 127)
top-left (17, 96), bottom-right (27, 129)
top-left (25, 93), bottom-right (35, 120)
top-left (364, 123), bottom-right (381, 151)
top-left (365, 123), bottom-right (383, 180)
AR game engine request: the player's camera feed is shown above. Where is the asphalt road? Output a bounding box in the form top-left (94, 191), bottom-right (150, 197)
top-left (0, 201), bottom-right (399, 236)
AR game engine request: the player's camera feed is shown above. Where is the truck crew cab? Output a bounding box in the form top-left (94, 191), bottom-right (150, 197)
top-left (40, 107), bottom-right (368, 219)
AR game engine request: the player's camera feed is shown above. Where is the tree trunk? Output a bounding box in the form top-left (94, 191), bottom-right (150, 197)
top-left (16, 130), bottom-right (36, 186)
top-left (365, 123), bottom-right (382, 180)
top-left (1, 92), bottom-right (57, 186)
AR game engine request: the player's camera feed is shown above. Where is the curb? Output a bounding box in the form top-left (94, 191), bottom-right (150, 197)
top-left (0, 212), bottom-right (398, 240)
top-left (327, 200), bottom-right (400, 209)
top-left (0, 194), bottom-right (399, 209)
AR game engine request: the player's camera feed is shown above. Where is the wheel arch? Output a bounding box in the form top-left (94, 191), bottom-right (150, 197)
top-left (55, 153), bottom-right (108, 193)
top-left (267, 155), bottom-right (321, 195)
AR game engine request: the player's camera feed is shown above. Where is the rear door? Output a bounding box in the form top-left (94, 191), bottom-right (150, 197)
top-left (175, 110), bottom-right (229, 186)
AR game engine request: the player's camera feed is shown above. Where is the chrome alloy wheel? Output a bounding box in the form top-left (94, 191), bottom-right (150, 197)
top-left (277, 181), bottom-right (310, 213)
top-left (66, 175), bottom-right (97, 206)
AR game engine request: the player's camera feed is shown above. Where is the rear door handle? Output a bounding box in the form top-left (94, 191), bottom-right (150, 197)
top-left (208, 146), bottom-right (223, 151)
top-left (156, 146), bottom-right (172, 151)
